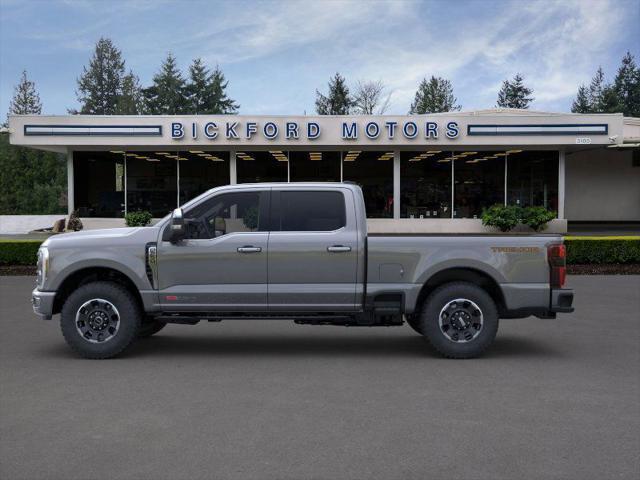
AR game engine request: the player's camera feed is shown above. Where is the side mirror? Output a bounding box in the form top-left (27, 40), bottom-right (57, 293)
top-left (169, 208), bottom-right (185, 243)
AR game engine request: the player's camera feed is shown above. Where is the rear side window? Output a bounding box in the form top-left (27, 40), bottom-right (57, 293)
top-left (277, 191), bottom-right (346, 231)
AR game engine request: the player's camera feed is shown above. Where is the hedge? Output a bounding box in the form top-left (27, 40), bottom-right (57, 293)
top-left (564, 236), bottom-right (640, 264)
top-left (0, 240), bottom-right (43, 265)
top-left (1, 236), bottom-right (639, 267)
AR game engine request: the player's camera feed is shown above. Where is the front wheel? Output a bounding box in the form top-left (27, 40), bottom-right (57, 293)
top-left (60, 281), bottom-right (141, 359)
top-left (138, 317), bottom-right (166, 338)
top-left (419, 282), bottom-right (499, 359)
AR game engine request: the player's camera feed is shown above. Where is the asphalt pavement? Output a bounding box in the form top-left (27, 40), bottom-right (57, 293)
top-left (1, 275), bottom-right (638, 480)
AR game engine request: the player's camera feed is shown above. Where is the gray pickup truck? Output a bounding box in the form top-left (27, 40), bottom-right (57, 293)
top-left (32, 182), bottom-right (573, 359)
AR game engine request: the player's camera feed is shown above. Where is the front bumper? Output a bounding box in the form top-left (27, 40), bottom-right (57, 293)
top-left (32, 288), bottom-right (56, 320)
top-left (550, 288), bottom-right (574, 313)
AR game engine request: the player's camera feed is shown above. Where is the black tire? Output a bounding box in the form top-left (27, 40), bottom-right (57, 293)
top-left (60, 281), bottom-right (141, 359)
top-left (405, 315), bottom-right (423, 335)
top-left (138, 317), bottom-right (166, 338)
top-left (419, 282), bottom-right (499, 359)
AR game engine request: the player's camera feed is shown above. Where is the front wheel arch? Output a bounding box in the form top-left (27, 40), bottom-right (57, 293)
top-left (53, 267), bottom-right (143, 316)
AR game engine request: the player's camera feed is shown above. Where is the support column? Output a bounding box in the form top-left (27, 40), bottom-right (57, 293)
top-left (176, 158), bottom-right (180, 207)
top-left (393, 150), bottom-right (401, 219)
top-left (124, 154), bottom-right (128, 215)
top-left (66, 149), bottom-right (74, 215)
top-left (504, 154), bottom-right (508, 206)
top-left (558, 149), bottom-right (566, 219)
top-left (229, 150), bottom-right (237, 185)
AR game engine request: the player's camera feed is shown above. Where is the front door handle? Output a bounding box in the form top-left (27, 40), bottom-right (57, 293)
top-left (237, 246), bottom-right (262, 253)
top-left (327, 245), bottom-right (352, 253)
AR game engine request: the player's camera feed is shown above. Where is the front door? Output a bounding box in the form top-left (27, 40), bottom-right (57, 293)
top-left (157, 189), bottom-right (269, 311)
top-left (267, 188), bottom-right (359, 311)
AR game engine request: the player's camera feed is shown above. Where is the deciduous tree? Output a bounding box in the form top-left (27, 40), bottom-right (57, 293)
top-left (353, 80), bottom-right (391, 115)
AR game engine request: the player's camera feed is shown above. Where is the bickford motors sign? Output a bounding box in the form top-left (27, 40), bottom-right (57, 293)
top-left (171, 119), bottom-right (461, 141)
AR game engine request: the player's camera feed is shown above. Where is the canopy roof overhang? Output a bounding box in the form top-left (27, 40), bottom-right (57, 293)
top-left (7, 109), bottom-right (631, 154)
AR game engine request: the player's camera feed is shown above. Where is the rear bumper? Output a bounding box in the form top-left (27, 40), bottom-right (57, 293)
top-left (32, 288), bottom-right (56, 320)
top-left (550, 288), bottom-right (574, 313)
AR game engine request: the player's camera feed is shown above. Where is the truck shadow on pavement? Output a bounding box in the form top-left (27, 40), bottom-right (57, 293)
top-left (42, 332), bottom-right (562, 360)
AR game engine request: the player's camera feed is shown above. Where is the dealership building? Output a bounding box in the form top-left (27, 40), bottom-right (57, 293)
top-left (6, 109), bottom-right (640, 233)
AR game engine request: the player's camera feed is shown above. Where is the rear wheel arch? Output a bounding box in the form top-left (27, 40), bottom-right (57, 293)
top-left (413, 267), bottom-right (505, 317)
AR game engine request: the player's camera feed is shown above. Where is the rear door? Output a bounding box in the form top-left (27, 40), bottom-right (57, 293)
top-left (267, 188), bottom-right (359, 311)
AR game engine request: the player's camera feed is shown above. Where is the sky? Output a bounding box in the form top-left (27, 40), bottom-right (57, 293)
top-left (0, 0), bottom-right (638, 117)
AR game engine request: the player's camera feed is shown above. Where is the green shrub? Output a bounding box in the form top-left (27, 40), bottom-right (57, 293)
top-left (565, 237), bottom-right (640, 264)
top-left (125, 210), bottom-right (153, 227)
top-left (521, 206), bottom-right (556, 232)
top-left (482, 205), bottom-right (556, 232)
top-left (481, 205), bottom-right (520, 232)
top-left (0, 240), bottom-right (43, 265)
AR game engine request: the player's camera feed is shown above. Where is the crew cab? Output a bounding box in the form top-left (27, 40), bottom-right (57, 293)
top-left (32, 183), bottom-right (574, 359)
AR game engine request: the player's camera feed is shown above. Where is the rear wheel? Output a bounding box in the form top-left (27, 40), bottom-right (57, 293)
top-left (60, 281), bottom-right (141, 359)
top-left (405, 315), bottom-right (423, 335)
top-left (419, 282), bottom-right (498, 359)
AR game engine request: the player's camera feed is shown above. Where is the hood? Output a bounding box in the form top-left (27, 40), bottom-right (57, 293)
top-left (42, 227), bottom-right (160, 249)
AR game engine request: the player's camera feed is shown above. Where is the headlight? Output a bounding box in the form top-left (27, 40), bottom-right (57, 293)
top-left (37, 247), bottom-right (49, 289)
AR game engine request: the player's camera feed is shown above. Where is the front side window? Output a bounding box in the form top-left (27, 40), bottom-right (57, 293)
top-left (184, 192), bottom-right (262, 239)
top-left (276, 191), bottom-right (346, 231)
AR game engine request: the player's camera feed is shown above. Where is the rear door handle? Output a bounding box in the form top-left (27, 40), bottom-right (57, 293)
top-left (327, 245), bottom-right (352, 253)
top-left (237, 246), bottom-right (262, 253)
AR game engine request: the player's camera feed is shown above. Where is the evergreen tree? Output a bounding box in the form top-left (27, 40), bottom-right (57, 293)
top-left (496, 73), bottom-right (534, 109)
top-left (207, 65), bottom-right (239, 114)
top-left (9, 70), bottom-right (42, 116)
top-left (185, 59), bottom-right (239, 114)
top-left (587, 67), bottom-right (607, 112)
top-left (75, 37), bottom-right (126, 114)
top-left (1, 73), bottom-right (66, 214)
top-left (116, 71), bottom-right (144, 115)
top-left (613, 51), bottom-right (640, 117)
top-left (0, 135), bottom-right (67, 214)
top-left (571, 85), bottom-right (591, 113)
top-left (186, 58), bottom-right (209, 114)
top-left (409, 76), bottom-right (460, 114)
top-left (143, 53), bottom-right (188, 114)
top-left (315, 73), bottom-right (353, 115)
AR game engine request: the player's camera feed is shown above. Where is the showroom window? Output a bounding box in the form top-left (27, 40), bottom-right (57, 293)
top-left (237, 151), bottom-right (288, 183)
top-left (453, 151), bottom-right (505, 218)
top-left (289, 151), bottom-right (341, 182)
top-left (176, 150), bottom-right (230, 204)
top-left (73, 151), bottom-right (125, 218)
top-left (125, 152), bottom-right (177, 218)
top-left (401, 150), bottom-right (452, 218)
top-left (507, 150), bottom-right (558, 213)
top-left (342, 150), bottom-right (394, 218)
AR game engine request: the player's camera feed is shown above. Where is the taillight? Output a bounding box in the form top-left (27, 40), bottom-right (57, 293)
top-left (548, 244), bottom-right (566, 288)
